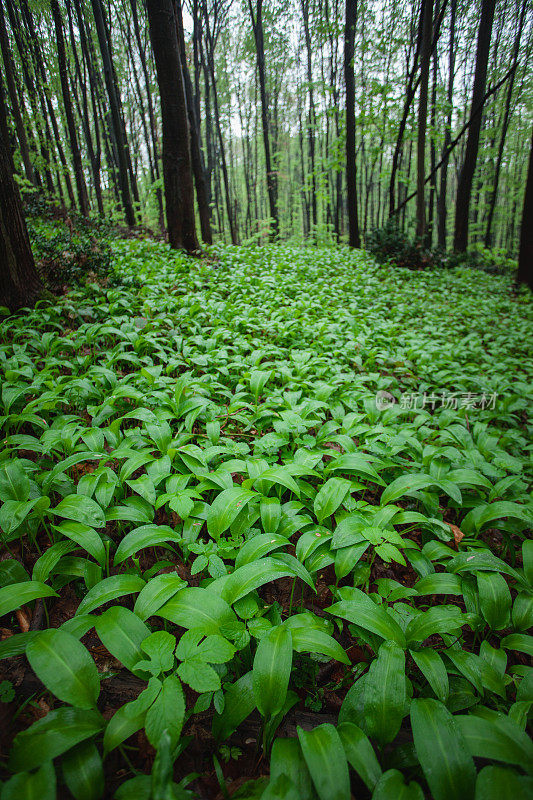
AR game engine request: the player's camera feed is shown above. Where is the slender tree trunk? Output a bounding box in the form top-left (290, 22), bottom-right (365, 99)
top-left (248, 0), bottom-right (279, 239)
top-left (484, 0), bottom-right (526, 248)
top-left (345, 0), bottom-right (361, 248)
top-left (416, 0), bottom-right (433, 239)
top-left (175, 0), bottom-right (212, 245)
top-left (146, 0), bottom-right (199, 252)
top-left (453, 0), bottom-right (496, 252)
top-left (50, 0), bottom-right (89, 216)
top-left (516, 127), bottom-right (533, 290)
top-left (0, 2), bottom-right (35, 186)
top-left (91, 0), bottom-right (135, 226)
top-left (302, 0), bottom-right (317, 230)
top-left (437, 0), bottom-right (456, 249)
top-left (0, 79), bottom-right (42, 311)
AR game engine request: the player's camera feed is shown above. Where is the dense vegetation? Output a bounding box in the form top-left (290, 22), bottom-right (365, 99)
top-left (0, 0), bottom-right (532, 796)
top-left (1, 238), bottom-right (532, 798)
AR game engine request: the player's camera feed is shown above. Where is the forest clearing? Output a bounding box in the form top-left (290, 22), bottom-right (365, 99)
top-left (0, 0), bottom-right (532, 798)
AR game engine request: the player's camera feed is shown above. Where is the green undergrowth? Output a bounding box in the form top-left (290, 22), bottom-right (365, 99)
top-left (0, 240), bottom-right (532, 799)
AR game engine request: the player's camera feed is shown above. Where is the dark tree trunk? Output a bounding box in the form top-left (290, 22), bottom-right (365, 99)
top-left (0, 79), bottom-right (42, 311)
top-left (516, 128), bottom-right (533, 291)
top-left (91, 0), bottom-right (136, 226)
top-left (484, 0), bottom-right (526, 248)
top-left (302, 0), bottom-right (317, 231)
top-left (146, 0), bottom-right (199, 252)
top-left (344, 0), bottom-right (361, 248)
top-left (453, 0), bottom-right (496, 252)
top-left (248, 0), bottom-right (279, 239)
top-left (50, 0), bottom-right (89, 217)
top-left (437, 0), bottom-right (456, 249)
top-left (416, 0), bottom-right (433, 239)
top-left (175, 1), bottom-right (212, 245)
top-left (0, 2), bottom-right (35, 186)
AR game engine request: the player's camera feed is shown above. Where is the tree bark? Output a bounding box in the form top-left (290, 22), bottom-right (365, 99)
top-left (91, 0), bottom-right (136, 226)
top-left (0, 79), bottom-right (43, 311)
top-left (437, 0), bottom-right (456, 249)
top-left (146, 0), bottom-right (199, 252)
top-left (248, 0), bottom-right (279, 239)
top-left (415, 0), bottom-right (433, 239)
top-left (50, 0), bottom-right (89, 217)
top-left (453, 0), bottom-right (496, 252)
top-left (516, 127), bottom-right (533, 290)
top-left (344, 0), bottom-right (361, 248)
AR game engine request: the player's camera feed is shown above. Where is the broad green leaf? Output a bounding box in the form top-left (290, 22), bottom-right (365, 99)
top-left (269, 738), bottom-right (314, 800)
top-left (405, 606), bottom-right (466, 645)
top-left (410, 648), bottom-right (449, 702)
top-left (134, 574), bottom-right (186, 621)
top-left (327, 587), bottom-right (406, 648)
top-left (0, 581), bottom-right (57, 618)
top-left (456, 712), bottom-right (533, 772)
top-left (380, 473), bottom-right (461, 506)
top-left (364, 641), bottom-right (406, 745)
top-left (314, 477), bottom-right (352, 523)
top-left (234, 533), bottom-right (289, 568)
top-left (1, 761), bottom-right (56, 800)
top-left (297, 723), bottom-right (350, 800)
top-left (220, 557), bottom-right (303, 605)
top-left (212, 671), bottom-right (255, 741)
top-left (27, 630), bottom-right (99, 709)
top-left (145, 674), bottom-right (185, 750)
top-left (475, 766), bottom-right (533, 799)
top-left (76, 575), bottom-right (145, 615)
top-left (290, 627), bottom-right (349, 664)
top-left (62, 741), bottom-right (105, 800)
top-left (411, 698), bottom-right (476, 800)
top-left (337, 721), bottom-right (381, 791)
top-left (206, 487), bottom-right (257, 539)
top-left (94, 606), bottom-right (151, 673)
top-left (157, 586), bottom-right (236, 634)
top-left (53, 522), bottom-right (106, 567)
top-left (253, 625), bottom-right (293, 718)
top-left (372, 770), bottom-right (424, 800)
top-left (113, 524), bottom-right (180, 565)
top-left (10, 708), bottom-right (104, 772)
top-left (477, 571), bottom-right (511, 629)
top-left (53, 495), bottom-right (106, 529)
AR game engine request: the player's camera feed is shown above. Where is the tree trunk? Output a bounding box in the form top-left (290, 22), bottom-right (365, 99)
top-left (175, 0), bottom-right (212, 245)
top-left (516, 127), bottom-right (533, 290)
top-left (416, 0), bottom-right (433, 239)
top-left (344, 0), bottom-right (361, 248)
top-left (0, 2), bottom-right (35, 186)
top-left (0, 79), bottom-right (42, 311)
top-left (453, 0), bottom-right (496, 252)
top-left (91, 0), bottom-right (136, 226)
top-left (50, 0), bottom-right (89, 217)
top-left (146, 0), bottom-right (199, 252)
top-left (437, 0), bottom-right (456, 249)
top-left (248, 0), bottom-right (279, 239)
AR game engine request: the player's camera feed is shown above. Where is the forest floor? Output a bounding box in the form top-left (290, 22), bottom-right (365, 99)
top-left (0, 239), bottom-right (532, 799)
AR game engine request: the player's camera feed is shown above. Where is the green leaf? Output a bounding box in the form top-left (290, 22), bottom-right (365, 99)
top-left (414, 573), bottom-right (463, 596)
top-left (269, 738), bottom-right (314, 800)
top-left (253, 625), bottom-right (293, 718)
top-left (234, 533), bottom-right (289, 568)
top-left (62, 741), bottom-right (105, 800)
top-left (94, 606), bottom-right (151, 673)
top-left (212, 671), bottom-right (255, 742)
top-left (26, 630), bottom-right (99, 709)
top-left (133, 573), bottom-right (185, 621)
top-left (145, 674), bottom-right (185, 751)
top-left (372, 770), bottom-right (424, 800)
top-left (410, 648), bottom-right (449, 702)
top-left (337, 721), bottom-right (381, 791)
top-left (177, 660), bottom-right (221, 692)
top-left (220, 557), bottom-right (302, 605)
top-left (364, 641), bottom-right (406, 745)
top-left (53, 495), bottom-right (106, 529)
top-left (76, 574), bottom-right (145, 615)
top-left (290, 627), bottom-right (349, 664)
top-left (456, 712), bottom-right (533, 772)
top-left (405, 606), bottom-right (466, 645)
top-left (381, 473), bottom-right (461, 506)
top-left (314, 477), bottom-right (352, 523)
top-left (260, 497), bottom-right (281, 534)
top-left (500, 633), bottom-right (533, 657)
top-left (477, 571), bottom-right (511, 630)
top-left (475, 766), bottom-right (533, 799)
top-left (113, 524), bottom-right (180, 565)
top-left (0, 581), bottom-right (57, 618)
top-left (206, 487), bottom-right (257, 539)
top-left (411, 698), bottom-right (476, 800)
top-left (327, 587), bottom-right (406, 648)
top-left (53, 522), bottom-right (106, 567)
top-left (10, 708), bottom-right (104, 772)
top-left (157, 586), bottom-right (237, 634)
top-left (297, 723), bottom-right (351, 800)
top-left (1, 761), bottom-right (56, 800)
